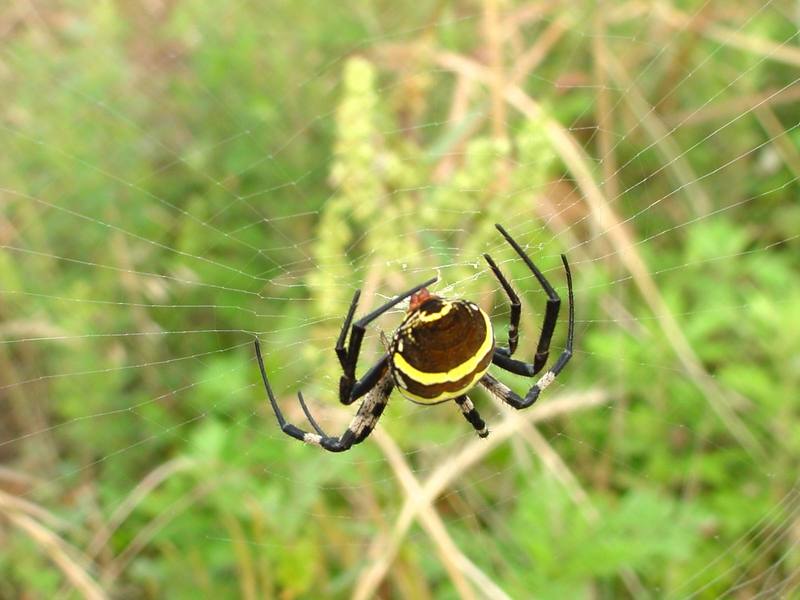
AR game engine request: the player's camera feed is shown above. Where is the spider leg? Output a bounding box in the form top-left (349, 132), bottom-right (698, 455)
top-left (480, 372), bottom-right (528, 409)
top-left (337, 276), bottom-right (437, 404)
top-left (255, 339), bottom-right (311, 440)
top-left (297, 391), bottom-right (326, 436)
top-left (482, 252), bottom-right (521, 357)
top-left (484, 254), bottom-right (574, 407)
top-left (455, 395), bottom-right (489, 438)
top-left (493, 223), bottom-right (561, 374)
top-left (255, 338), bottom-right (394, 452)
top-left (349, 354), bottom-right (390, 399)
top-left (334, 289), bottom-right (361, 402)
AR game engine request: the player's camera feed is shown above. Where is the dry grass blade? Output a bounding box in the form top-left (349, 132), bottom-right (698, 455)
top-left (0, 465), bottom-right (39, 487)
top-left (509, 15), bottom-right (569, 86)
top-left (754, 105), bottom-right (800, 179)
top-left (372, 427), bottom-right (512, 600)
top-left (353, 389), bottom-right (608, 600)
top-left (499, 2), bottom-right (556, 42)
top-left (101, 479), bottom-right (219, 587)
top-left (435, 51), bottom-right (765, 458)
top-left (664, 85), bottom-right (800, 128)
top-left (0, 487), bottom-right (70, 531)
top-left (592, 8), bottom-right (619, 204)
top-left (603, 51), bottom-right (712, 216)
top-left (432, 9), bottom-right (566, 183)
top-left (655, 4), bottom-right (800, 68)
top-left (86, 456), bottom-right (196, 559)
top-left (484, 0), bottom-right (507, 146)
top-left (509, 418), bottom-right (598, 523)
top-left (222, 513), bottom-right (259, 600)
top-left (495, 404), bottom-right (649, 599)
top-left (0, 492), bottom-right (106, 600)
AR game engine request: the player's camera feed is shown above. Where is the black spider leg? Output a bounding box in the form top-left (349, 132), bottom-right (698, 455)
top-left (481, 254), bottom-right (574, 408)
top-left (491, 223), bottom-right (561, 374)
top-left (255, 275), bottom-right (437, 452)
top-left (482, 252), bottom-right (521, 357)
top-left (455, 395), bottom-right (489, 438)
top-left (298, 371), bottom-right (394, 450)
top-left (336, 276), bottom-right (438, 404)
top-left (256, 338), bottom-right (394, 452)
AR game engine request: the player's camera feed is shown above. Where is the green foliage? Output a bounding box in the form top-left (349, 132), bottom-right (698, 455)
top-left (498, 478), bottom-right (702, 598)
top-left (1, 1), bottom-right (798, 598)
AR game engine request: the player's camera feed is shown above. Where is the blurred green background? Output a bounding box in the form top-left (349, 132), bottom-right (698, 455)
top-left (1, 1), bottom-right (799, 598)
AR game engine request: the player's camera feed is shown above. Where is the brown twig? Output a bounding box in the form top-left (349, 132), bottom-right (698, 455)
top-left (101, 479), bottom-right (219, 587)
top-left (754, 105), bottom-right (800, 179)
top-left (373, 428), bottom-right (498, 600)
top-left (0, 491), bottom-right (106, 600)
top-left (353, 389), bottom-right (609, 599)
top-left (655, 4), bottom-right (800, 68)
top-left (435, 50), bottom-right (764, 458)
top-left (603, 50), bottom-right (712, 216)
top-left (86, 457), bottom-right (195, 559)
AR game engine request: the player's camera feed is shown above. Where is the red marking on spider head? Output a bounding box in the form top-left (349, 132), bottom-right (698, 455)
top-left (409, 288), bottom-right (434, 312)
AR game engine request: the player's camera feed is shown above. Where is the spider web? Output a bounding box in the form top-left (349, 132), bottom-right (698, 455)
top-left (1, 1), bottom-right (799, 598)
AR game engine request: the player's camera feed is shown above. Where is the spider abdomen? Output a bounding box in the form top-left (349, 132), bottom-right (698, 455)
top-left (390, 298), bottom-right (494, 404)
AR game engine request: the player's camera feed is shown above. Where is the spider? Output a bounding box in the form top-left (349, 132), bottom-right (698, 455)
top-left (255, 224), bottom-right (574, 452)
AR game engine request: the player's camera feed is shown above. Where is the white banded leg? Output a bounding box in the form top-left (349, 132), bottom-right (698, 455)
top-left (479, 369), bottom-right (561, 410)
top-left (485, 251), bottom-right (574, 407)
top-left (297, 373), bottom-right (394, 451)
top-left (455, 395), bottom-right (489, 438)
top-left (256, 337), bottom-right (395, 454)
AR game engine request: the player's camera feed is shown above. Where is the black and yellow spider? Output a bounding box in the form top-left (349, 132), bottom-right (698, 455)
top-left (255, 224), bottom-right (574, 452)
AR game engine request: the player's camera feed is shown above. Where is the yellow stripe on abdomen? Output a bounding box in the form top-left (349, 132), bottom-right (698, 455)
top-left (392, 309), bottom-right (493, 386)
top-left (395, 363), bottom-right (492, 404)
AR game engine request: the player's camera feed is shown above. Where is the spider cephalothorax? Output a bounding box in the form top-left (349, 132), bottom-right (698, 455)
top-left (255, 224), bottom-right (574, 452)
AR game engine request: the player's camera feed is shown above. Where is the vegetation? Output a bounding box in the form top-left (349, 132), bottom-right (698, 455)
top-left (1, 1), bottom-right (798, 598)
